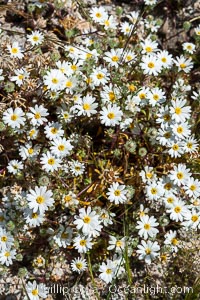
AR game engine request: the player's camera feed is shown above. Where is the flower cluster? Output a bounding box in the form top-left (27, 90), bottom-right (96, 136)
top-left (0, 0), bottom-right (199, 297)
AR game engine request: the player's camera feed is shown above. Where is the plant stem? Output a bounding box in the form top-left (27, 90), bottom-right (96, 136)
top-left (87, 253), bottom-right (101, 300)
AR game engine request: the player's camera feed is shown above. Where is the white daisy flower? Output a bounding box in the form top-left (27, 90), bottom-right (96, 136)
top-left (170, 98), bottom-right (191, 123)
top-left (71, 257), bottom-right (87, 273)
top-left (44, 122), bottom-right (64, 140)
top-left (136, 215), bottom-right (159, 240)
top-left (0, 248), bottom-right (16, 266)
top-left (50, 137), bottom-right (73, 157)
top-left (7, 160), bottom-right (23, 174)
top-left (40, 151), bottom-right (62, 172)
top-left (140, 55), bottom-right (162, 76)
top-left (100, 104), bottom-right (123, 127)
top-left (136, 240), bottom-right (160, 264)
top-left (107, 236), bottom-right (126, 252)
top-left (53, 227), bottom-right (73, 248)
top-left (99, 260), bottom-right (116, 284)
top-left (7, 41), bottom-right (24, 59)
top-left (61, 191), bottom-right (79, 208)
top-left (10, 68), bottom-right (30, 86)
top-left (167, 199), bottom-right (189, 222)
top-left (182, 42), bottom-right (196, 54)
top-left (74, 206), bottom-right (102, 237)
top-left (3, 107), bottom-right (25, 129)
top-left (72, 95), bottom-right (98, 117)
top-left (164, 230), bottom-right (179, 252)
top-left (73, 235), bottom-right (93, 253)
top-left (43, 69), bottom-right (65, 91)
top-left (169, 164), bottom-right (191, 186)
top-left (174, 55), bottom-right (193, 73)
top-left (90, 6), bottom-right (108, 23)
top-left (27, 30), bottom-right (44, 46)
top-left (27, 104), bottom-right (49, 126)
top-left (182, 209), bottom-right (200, 230)
top-left (27, 186), bottom-right (54, 214)
top-left (0, 228), bottom-right (14, 251)
top-left (24, 208), bottom-right (45, 227)
top-left (104, 48), bottom-right (123, 68)
top-left (106, 182), bottom-right (127, 204)
top-left (25, 280), bottom-right (48, 300)
top-left (91, 67), bottom-right (109, 86)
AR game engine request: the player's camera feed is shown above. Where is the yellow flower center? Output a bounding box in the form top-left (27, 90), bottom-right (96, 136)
top-left (104, 20), bottom-right (110, 26)
top-left (86, 53), bottom-right (92, 59)
top-left (83, 103), bottom-right (91, 111)
top-left (175, 107), bottom-right (181, 114)
top-left (180, 63), bottom-right (186, 69)
top-left (174, 206), bottom-right (181, 213)
top-left (144, 223), bottom-right (151, 230)
top-left (128, 84), bottom-right (136, 92)
top-left (52, 78), bottom-right (59, 84)
top-left (28, 148), bottom-right (34, 154)
top-left (32, 213), bottom-right (38, 219)
top-left (190, 185), bottom-right (196, 191)
top-left (177, 126), bottom-right (183, 134)
top-left (109, 92), bottom-right (116, 102)
top-left (36, 257), bottom-right (43, 264)
top-left (51, 128), bottom-right (58, 134)
top-left (11, 48), bottom-right (18, 54)
top-left (177, 172), bottom-right (183, 179)
top-left (164, 183), bottom-right (172, 190)
top-left (48, 158), bottom-right (55, 165)
top-left (171, 238), bottom-right (178, 245)
top-left (33, 36), bottom-right (39, 42)
top-left (107, 112), bottom-right (115, 119)
top-left (153, 94), bottom-right (159, 101)
top-left (151, 188), bottom-right (157, 194)
top-left (71, 65), bottom-right (77, 71)
top-left (34, 112), bottom-right (41, 119)
top-left (191, 215), bottom-right (198, 222)
top-left (145, 46), bottom-right (152, 52)
top-left (95, 12), bottom-right (102, 18)
top-left (106, 268), bottom-right (112, 274)
top-left (163, 114), bottom-right (171, 121)
top-left (11, 114), bottom-right (18, 121)
top-left (96, 73), bottom-right (104, 80)
top-left (83, 216), bottom-right (91, 224)
top-left (116, 240), bottom-right (123, 247)
top-left (76, 262), bottom-right (83, 269)
top-left (187, 142), bottom-right (193, 148)
top-left (167, 197), bottom-right (174, 203)
top-left (80, 240), bottom-right (87, 246)
top-left (29, 129), bottom-right (36, 137)
top-left (114, 189), bottom-right (121, 196)
top-left (36, 196), bottom-right (45, 204)
top-left (172, 144), bottom-right (179, 151)
top-left (161, 57), bottom-right (167, 63)
top-left (1, 236), bottom-right (7, 242)
top-left (111, 56), bottom-right (119, 62)
top-left (146, 172), bottom-right (153, 179)
top-left (145, 248), bottom-right (151, 255)
top-left (164, 132), bottom-right (171, 139)
top-left (139, 93), bottom-right (146, 99)
top-left (148, 62), bottom-right (155, 68)
top-left (58, 144), bottom-right (65, 151)
top-left (66, 81), bottom-right (72, 88)
top-left (18, 74), bottom-right (24, 80)
top-left (61, 232), bottom-right (68, 239)
top-left (64, 195), bottom-right (72, 202)
top-left (126, 55), bottom-right (132, 61)
top-left (32, 289), bottom-right (38, 296)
